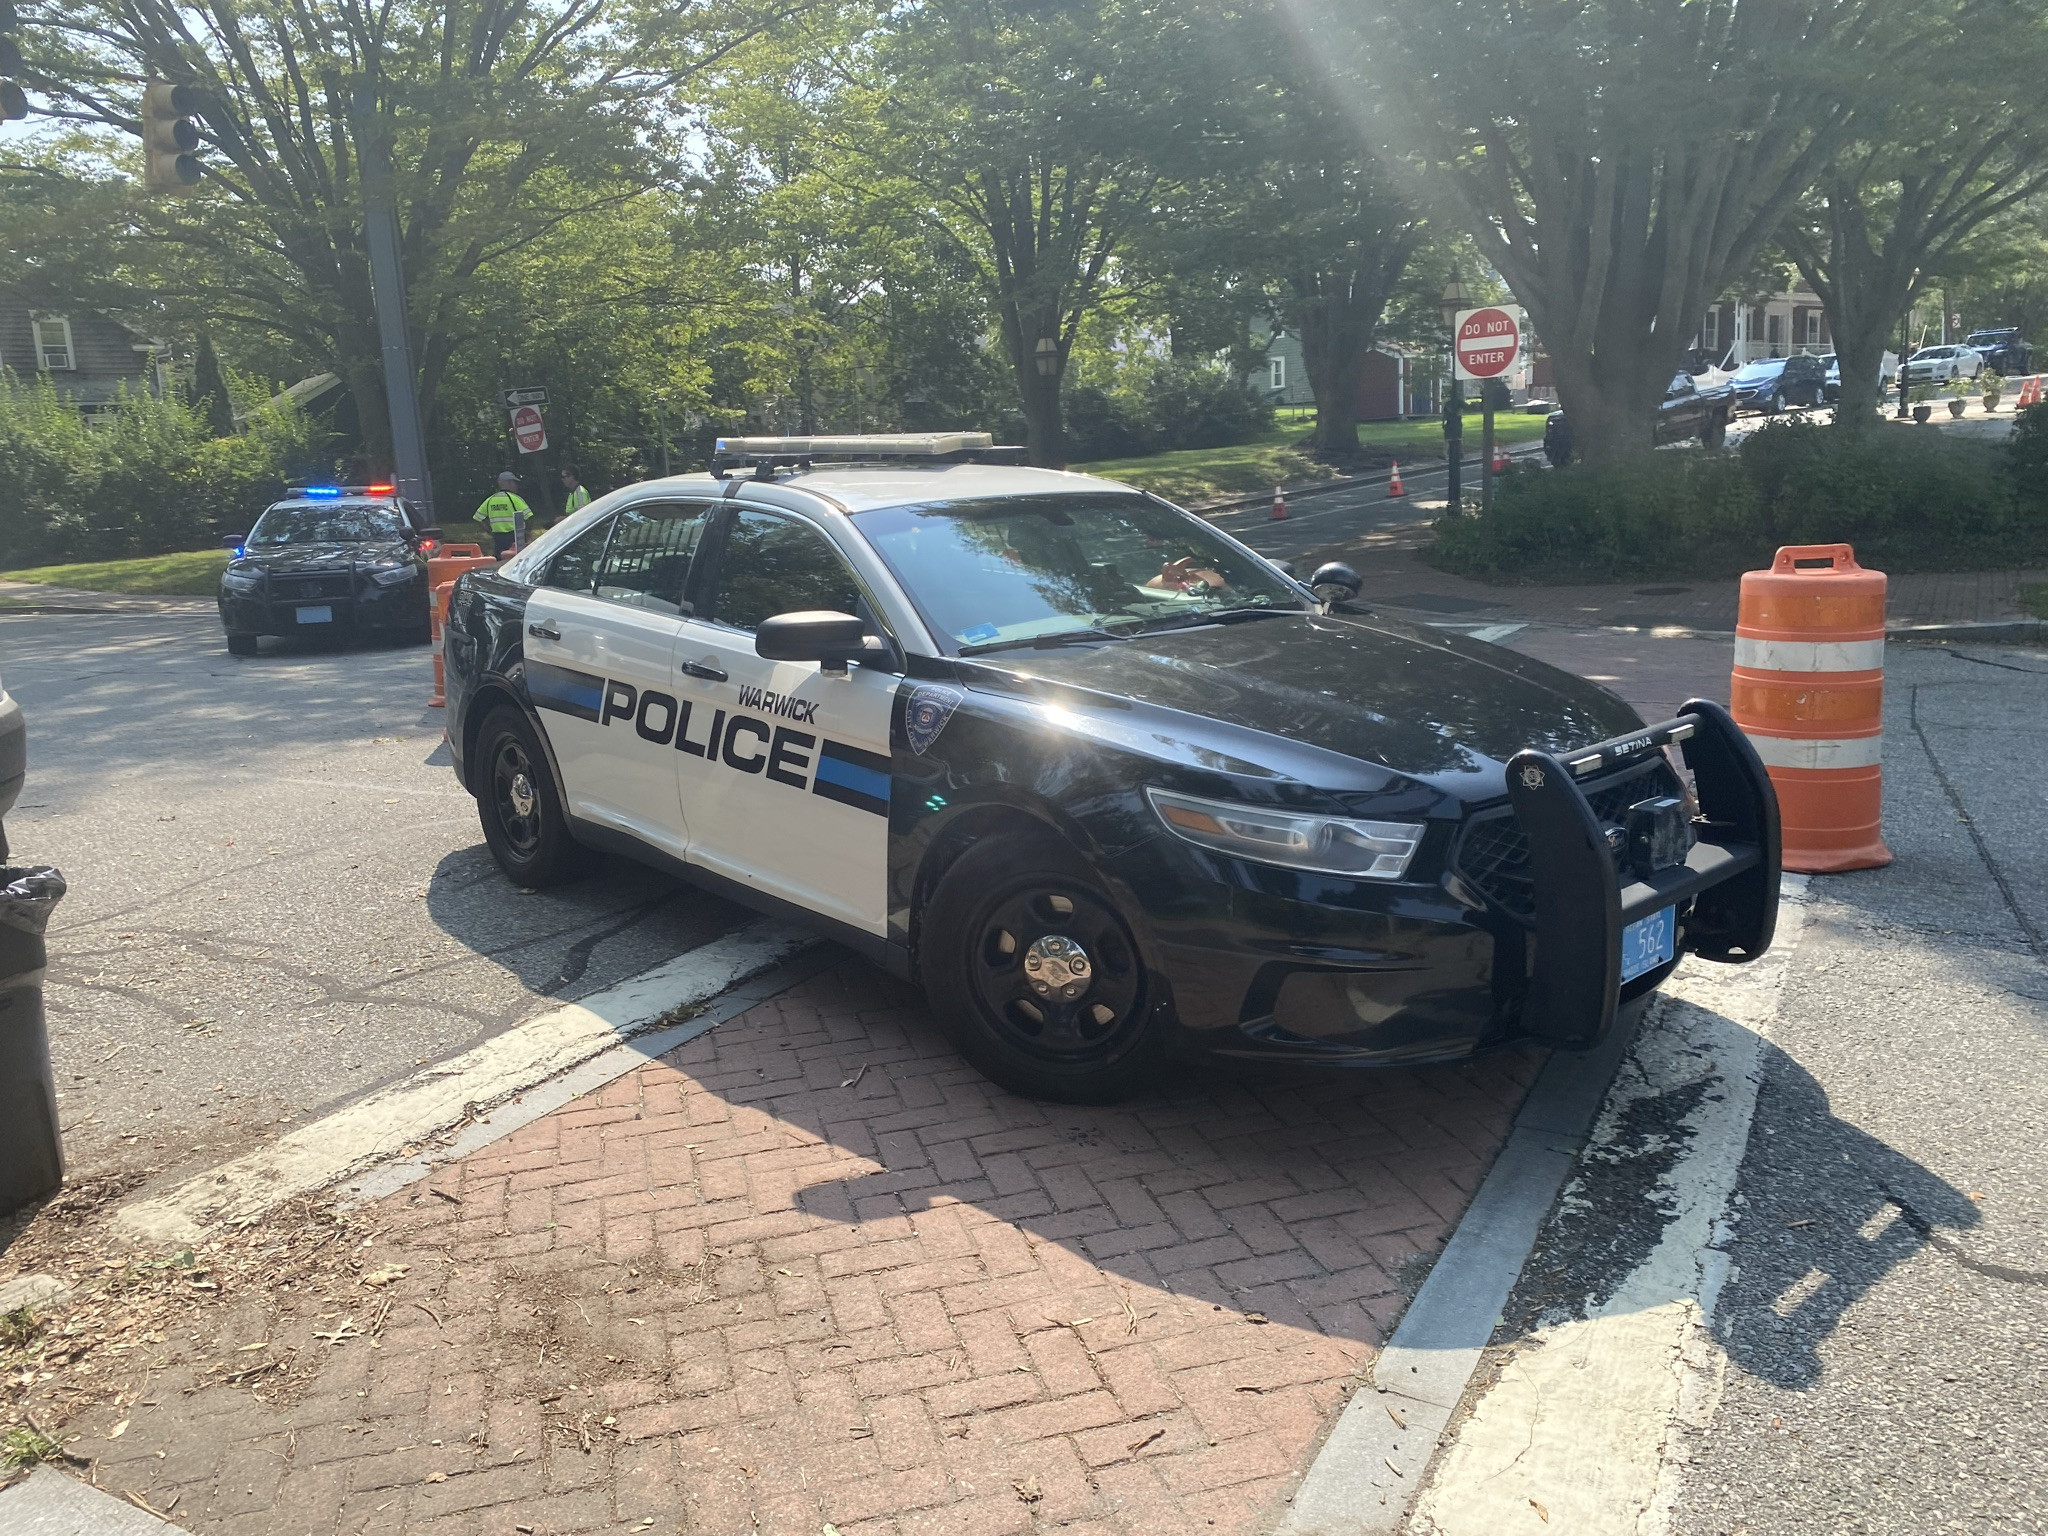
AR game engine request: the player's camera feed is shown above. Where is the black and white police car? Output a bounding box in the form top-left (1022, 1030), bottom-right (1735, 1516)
top-left (443, 433), bottom-right (1780, 1102)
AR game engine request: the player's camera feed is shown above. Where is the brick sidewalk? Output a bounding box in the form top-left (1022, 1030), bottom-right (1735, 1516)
top-left (60, 960), bottom-right (1541, 1536)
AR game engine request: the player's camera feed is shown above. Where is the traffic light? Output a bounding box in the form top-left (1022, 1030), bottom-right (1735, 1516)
top-left (1, 1), bottom-right (28, 123)
top-left (142, 78), bottom-right (204, 192)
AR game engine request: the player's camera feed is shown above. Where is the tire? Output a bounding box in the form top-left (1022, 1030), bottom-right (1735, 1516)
top-left (226, 632), bottom-right (259, 656)
top-left (920, 832), bottom-right (1164, 1103)
top-left (474, 705), bottom-right (585, 888)
top-left (1701, 410), bottom-right (1727, 449)
top-left (1764, 390), bottom-right (1782, 416)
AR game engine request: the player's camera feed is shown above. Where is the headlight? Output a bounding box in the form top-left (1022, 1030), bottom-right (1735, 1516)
top-left (1146, 788), bottom-right (1425, 880)
top-left (221, 566), bottom-right (263, 592)
top-left (370, 564), bottom-right (419, 587)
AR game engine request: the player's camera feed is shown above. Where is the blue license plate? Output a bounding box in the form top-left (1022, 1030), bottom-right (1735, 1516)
top-left (1620, 906), bottom-right (1676, 982)
top-left (296, 605), bottom-right (333, 624)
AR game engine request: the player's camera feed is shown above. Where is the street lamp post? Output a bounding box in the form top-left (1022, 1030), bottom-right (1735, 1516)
top-left (1440, 276), bottom-right (1470, 512)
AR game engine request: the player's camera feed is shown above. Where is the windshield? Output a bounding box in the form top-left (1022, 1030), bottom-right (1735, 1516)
top-left (857, 493), bottom-right (1310, 652)
top-left (1909, 348), bottom-right (1949, 361)
top-left (1733, 361), bottom-right (1783, 381)
top-left (248, 502), bottom-right (408, 547)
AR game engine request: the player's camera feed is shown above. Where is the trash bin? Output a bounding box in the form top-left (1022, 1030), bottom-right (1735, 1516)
top-left (0, 866), bottom-right (66, 1216)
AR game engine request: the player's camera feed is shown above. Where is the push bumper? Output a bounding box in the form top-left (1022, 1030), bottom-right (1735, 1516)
top-left (1505, 698), bottom-right (1779, 1048)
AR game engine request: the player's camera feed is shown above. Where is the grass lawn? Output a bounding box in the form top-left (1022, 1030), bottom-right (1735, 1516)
top-left (1075, 409), bottom-right (1549, 503)
top-left (2021, 581), bottom-right (2048, 619)
top-left (0, 549), bottom-right (231, 596)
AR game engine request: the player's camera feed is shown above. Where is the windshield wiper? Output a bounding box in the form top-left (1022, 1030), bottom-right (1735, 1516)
top-left (1128, 606), bottom-right (1302, 634)
top-left (958, 627), bottom-right (1132, 655)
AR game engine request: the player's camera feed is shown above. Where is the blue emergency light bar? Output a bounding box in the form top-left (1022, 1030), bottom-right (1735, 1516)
top-left (288, 483), bottom-right (398, 499)
top-left (303, 486), bottom-right (342, 498)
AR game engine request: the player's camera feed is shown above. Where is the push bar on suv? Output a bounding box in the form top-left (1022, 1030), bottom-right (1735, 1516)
top-left (1504, 698), bottom-right (1782, 1049)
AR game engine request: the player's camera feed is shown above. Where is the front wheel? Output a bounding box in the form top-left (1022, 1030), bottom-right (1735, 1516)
top-left (226, 632), bottom-right (259, 656)
top-left (920, 833), bottom-right (1164, 1103)
top-left (474, 705), bottom-right (585, 888)
top-left (1701, 410), bottom-right (1728, 449)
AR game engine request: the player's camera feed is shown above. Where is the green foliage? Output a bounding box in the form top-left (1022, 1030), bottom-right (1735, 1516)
top-left (1, 1424), bottom-right (59, 1474)
top-left (0, 379), bottom-right (329, 566)
top-left (2011, 403), bottom-right (2048, 511)
top-left (1065, 358), bottom-right (1272, 462)
top-left (1431, 420), bottom-right (2040, 581)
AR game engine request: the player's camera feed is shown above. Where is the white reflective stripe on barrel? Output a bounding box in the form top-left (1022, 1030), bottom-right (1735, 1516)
top-left (1733, 637), bottom-right (1887, 672)
top-left (1745, 733), bottom-right (1884, 770)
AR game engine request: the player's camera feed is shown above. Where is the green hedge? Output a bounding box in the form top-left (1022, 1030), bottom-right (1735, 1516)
top-left (0, 377), bottom-right (330, 569)
top-left (1429, 413), bottom-right (2048, 581)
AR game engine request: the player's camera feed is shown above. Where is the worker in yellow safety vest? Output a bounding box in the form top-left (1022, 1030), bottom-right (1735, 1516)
top-left (559, 467), bottom-right (591, 516)
top-left (477, 471), bottom-right (530, 556)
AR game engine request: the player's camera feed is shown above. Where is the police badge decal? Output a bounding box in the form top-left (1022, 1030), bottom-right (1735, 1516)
top-left (903, 684), bottom-right (963, 756)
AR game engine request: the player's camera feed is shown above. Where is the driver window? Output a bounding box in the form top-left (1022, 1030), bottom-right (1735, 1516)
top-left (708, 509), bottom-right (871, 631)
top-left (540, 516), bottom-right (612, 594)
top-left (596, 502), bottom-right (711, 615)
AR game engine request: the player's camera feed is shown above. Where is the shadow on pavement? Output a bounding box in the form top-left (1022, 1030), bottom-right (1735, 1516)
top-left (1709, 1045), bottom-right (1981, 1391)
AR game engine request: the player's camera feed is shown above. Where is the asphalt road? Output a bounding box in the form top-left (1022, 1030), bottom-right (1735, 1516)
top-left (1670, 642), bottom-right (2048, 1535)
top-left (0, 604), bottom-right (749, 1188)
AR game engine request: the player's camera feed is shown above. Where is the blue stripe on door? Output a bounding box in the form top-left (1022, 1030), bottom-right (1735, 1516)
top-left (526, 661), bottom-right (605, 722)
top-left (813, 740), bottom-right (890, 816)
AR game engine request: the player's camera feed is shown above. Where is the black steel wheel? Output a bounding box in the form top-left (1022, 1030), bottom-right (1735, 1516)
top-left (922, 833), bottom-right (1163, 1102)
top-left (475, 705), bottom-right (584, 887)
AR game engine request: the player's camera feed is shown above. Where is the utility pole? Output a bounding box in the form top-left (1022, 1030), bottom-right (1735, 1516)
top-left (352, 95), bottom-right (433, 520)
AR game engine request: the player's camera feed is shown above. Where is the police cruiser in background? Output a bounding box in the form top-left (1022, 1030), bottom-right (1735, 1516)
top-left (217, 484), bottom-right (440, 656)
top-left (442, 434), bottom-right (1780, 1102)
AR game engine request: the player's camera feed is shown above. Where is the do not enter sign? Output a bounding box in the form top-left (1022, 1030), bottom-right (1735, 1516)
top-left (511, 403), bottom-right (549, 454)
top-left (1454, 306), bottom-right (1522, 381)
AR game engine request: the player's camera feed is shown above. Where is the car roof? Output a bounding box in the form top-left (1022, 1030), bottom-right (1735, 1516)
top-left (624, 462), bottom-right (1147, 516)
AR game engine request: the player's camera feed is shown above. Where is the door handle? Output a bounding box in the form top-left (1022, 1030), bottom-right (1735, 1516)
top-left (527, 621), bottom-right (560, 641)
top-left (679, 659), bottom-right (727, 682)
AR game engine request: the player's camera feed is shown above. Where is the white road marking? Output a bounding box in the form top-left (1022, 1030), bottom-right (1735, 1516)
top-left (1405, 876), bottom-right (1813, 1536)
top-left (113, 922), bottom-right (815, 1246)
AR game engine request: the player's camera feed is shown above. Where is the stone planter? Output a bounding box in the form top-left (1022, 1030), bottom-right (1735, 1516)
top-left (1949, 397), bottom-right (1967, 418)
top-left (1984, 393), bottom-right (2002, 412)
top-left (1913, 404), bottom-right (1933, 424)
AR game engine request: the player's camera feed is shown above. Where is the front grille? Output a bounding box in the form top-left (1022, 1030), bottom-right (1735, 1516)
top-left (269, 573), bottom-right (355, 602)
top-left (1453, 757), bottom-right (1685, 920)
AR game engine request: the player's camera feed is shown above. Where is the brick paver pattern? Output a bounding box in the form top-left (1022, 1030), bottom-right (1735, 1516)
top-left (76, 961), bottom-right (1539, 1535)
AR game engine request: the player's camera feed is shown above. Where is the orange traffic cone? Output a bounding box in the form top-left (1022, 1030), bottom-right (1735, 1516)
top-left (1491, 442), bottom-right (1510, 474)
top-left (1271, 484), bottom-right (1288, 520)
top-left (1387, 462), bottom-right (1405, 498)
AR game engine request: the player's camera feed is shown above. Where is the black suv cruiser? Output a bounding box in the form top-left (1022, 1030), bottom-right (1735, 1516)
top-left (218, 488), bottom-right (441, 655)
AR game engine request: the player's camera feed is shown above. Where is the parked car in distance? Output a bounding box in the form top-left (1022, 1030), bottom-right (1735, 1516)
top-left (1963, 329), bottom-right (2032, 375)
top-left (1901, 345), bottom-right (1984, 385)
top-left (1543, 371), bottom-right (1733, 464)
top-left (1729, 354), bottom-right (1828, 414)
top-left (1820, 351), bottom-right (1899, 404)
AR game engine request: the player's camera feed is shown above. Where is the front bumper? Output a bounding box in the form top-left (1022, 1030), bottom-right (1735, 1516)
top-left (1125, 701), bottom-right (1779, 1065)
top-left (219, 580), bottom-right (427, 637)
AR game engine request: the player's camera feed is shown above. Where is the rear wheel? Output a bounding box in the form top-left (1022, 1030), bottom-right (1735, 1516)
top-left (1701, 409), bottom-right (1728, 449)
top-left (226, 632), bottom-right (259, 656)
top-left (475, 705), bottom-right (584, 887)
top-left (921, 833), bottom-right (1163, 1103)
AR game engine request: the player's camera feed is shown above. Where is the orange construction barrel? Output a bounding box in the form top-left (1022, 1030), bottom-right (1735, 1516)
top-left (428, 580), bottom-right (458, 708)
top-left (1730, 544), bottom-right (1891, 871)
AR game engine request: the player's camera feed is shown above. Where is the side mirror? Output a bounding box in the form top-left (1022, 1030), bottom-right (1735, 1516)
top-left (1308, 562), bottom-right (1362, 602)
top-left (1267, 557), bottom-right (1296, 578)
top-left (415, 526), bottom-right (444, 542)
top-left (756, 610), bottom-right (875, 675)
top-left (221, 534), bottom-right (247, 550)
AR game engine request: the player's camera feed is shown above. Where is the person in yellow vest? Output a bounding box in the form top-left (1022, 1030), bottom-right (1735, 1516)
top-left (559, 466), bottom-right (591, 516)
top-left (478, 471), bottom-right (529, 556)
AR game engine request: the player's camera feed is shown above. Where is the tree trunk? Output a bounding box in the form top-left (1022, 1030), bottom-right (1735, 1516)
top-left (999, 302), bottom-right (1067, 467)
top-left (1546, 345), bottom-right (1665, 467)
top-left (1297, 300), bottom-right (1372, 456)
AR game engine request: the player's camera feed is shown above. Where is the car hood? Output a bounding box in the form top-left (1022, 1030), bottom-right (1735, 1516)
top-left (954, 611), bottom-right (1643, 791)
top-left (237, 541), bottom-right (413, 571)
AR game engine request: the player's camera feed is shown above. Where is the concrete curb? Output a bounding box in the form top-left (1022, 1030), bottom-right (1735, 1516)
top-left (1887, 618), bottom-right (2048, 644)
top-left (1191, 444), bottom-right (1548, 515)
top-left (1275, 1001), bottom-right (1646, 1535)
top-left (0, 1465), bottom-right (188, 1533)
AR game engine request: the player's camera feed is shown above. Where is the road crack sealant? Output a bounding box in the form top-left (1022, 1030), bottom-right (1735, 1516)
top-left (1404, 877), bottom-right (1812, 1536)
